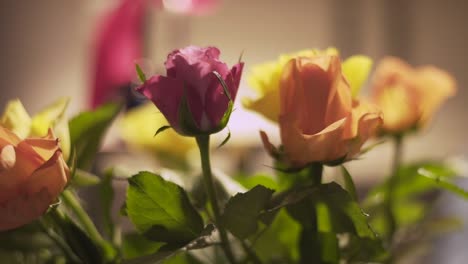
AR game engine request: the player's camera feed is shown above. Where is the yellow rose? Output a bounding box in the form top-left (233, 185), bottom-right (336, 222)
top-left (0, 98), bottom-right (71, 160)
top-left (261, 55), bottom-right (383, 167)
top-left (119, 103), bottom-right (195, 159)
top-left (371, 57), bottom-right (457, 134)
top-left (244, 48), bottom-right (373, 122)
top-left (0, 126), bottom-right (70, 231)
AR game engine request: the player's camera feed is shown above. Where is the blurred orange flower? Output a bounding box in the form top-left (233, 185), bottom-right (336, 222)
top-left (371, 57), bottom-right (456, 134)
top-left (262, 55), bottom-right (383, 167)
top-left (0, 127), bottom-right (70, 231)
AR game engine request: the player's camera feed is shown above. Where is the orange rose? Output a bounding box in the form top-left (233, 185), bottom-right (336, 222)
top-left (0, 126), bottom-right (70, 231)
top-left (371, 57), bottom-right (456, 134)
top-left (262, 55), bottom-right (383, 167)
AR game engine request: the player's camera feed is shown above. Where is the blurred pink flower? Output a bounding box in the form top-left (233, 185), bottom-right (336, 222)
top-left (90, 0), bottom-right (221, 108)
top-left (90, 0), bottom-right (152, 108)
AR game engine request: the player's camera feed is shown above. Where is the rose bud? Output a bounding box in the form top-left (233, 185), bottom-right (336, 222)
top-left (371, 57), bottom-right (456, 135)
top-left (0, 126), bottom-right (70, 231)
top-left (136, 46), bottom-right (244, 136)
top-left (244, 48), bottom-right (373, 123)
top-left (261, 55), bottom-right (383, 168)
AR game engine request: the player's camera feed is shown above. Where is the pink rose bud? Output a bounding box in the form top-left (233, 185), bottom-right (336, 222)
top-left (136, 46), bottom-right (244, 136)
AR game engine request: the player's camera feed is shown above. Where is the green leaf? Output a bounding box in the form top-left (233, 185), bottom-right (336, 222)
top-left (212, 71), bottom-right (232, 101)
top-left (283, 183), bottom-right (383, 263)
top-left (126, 171), bottom-right (204, 245)
top-left (238, 50), bottom-right (244, 64)
top-left (341, 234), bottom-right (388, 262)
top-left (418, 167), bottom-right (468, 199)
top-left (213, 101), bottom-right (233, 133)
top-left (235, 174), bottom-right (279, 190)
top-left (253, 209), bottom-right (300, 263)
top-left (71, 169), bottom-right (101, 187)
top-left (221, 185), bottom-right (275, 239)
top-left (154, 125), bottom-right (172, 137)
top-left (216, 128), bottom-right (231, 149)
top-left (122, 233), bottom-right (164, 259)
top-left (317, 183), bottom-right (375, 238)
top-left (341, 166), bottom-right (358, 201)
top-left (69, 103), bottom-right (121, 170)
top-left (122, 225), bottom-right (216, 264)
top-left (135, 64), bottom-right (147, 83)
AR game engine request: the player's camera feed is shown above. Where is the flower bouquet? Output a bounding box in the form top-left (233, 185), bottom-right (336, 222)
top-left (0, 43), bottom-right (465, 264)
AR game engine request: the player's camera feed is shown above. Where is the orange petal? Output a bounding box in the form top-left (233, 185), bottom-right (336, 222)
top-left (0, 145), bottom-right (16, 172)
top-left (343, 100), bottom-right (382, 139)
top-left (0, 188), bottom-right (51, 231)
top-left (280, 113), bottom-right (348, 167)
top-left (23, 129), bottom-right (60, 160)
top-left (416, 66), bottom-right (457, 124)
top-left (345, 102), bottom-right (383, 158)
top-left (281, 57), bottom-right (337, 135)
top-left (325, 75), bottom-right (352, 125)
top-left (24, 150), bottom-right (70, 199)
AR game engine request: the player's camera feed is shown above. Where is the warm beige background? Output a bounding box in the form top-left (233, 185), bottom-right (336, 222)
top-left (0, 0), bottom-right (467, 179)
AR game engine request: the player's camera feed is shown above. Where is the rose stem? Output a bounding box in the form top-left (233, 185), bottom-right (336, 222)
top-left (299, 163), bottom-right (323, 264)
top-left (386, 135), bottom-right (403, 245)
top-left (39, 213), bottom-right (82, 263)
top-left (196, 134), bottom-right (236, 264)
top-left (61, 190), bottom-right (109, 255)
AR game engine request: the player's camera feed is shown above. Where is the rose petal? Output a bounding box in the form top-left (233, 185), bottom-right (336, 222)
top-left (24, 150), bottom-right (69, 199)
top-left (321, 56), bottom-right (352, 125)
top-left (281, 57), bottom-right (336, 135)
top-left (136, 75), bottom-right (185, 131)
top-left (166, 46), bottom-right (221, 77)
top-left (416, 66), bottom-right (457, 124)
top-left (203, 63), bottom-right (244, 129)
top-left (0, 188), bottom-right (51, 231)
top-left (280, 113), bottom-right (348, 167)
top-left (229, 62), bottom-right (244, 101)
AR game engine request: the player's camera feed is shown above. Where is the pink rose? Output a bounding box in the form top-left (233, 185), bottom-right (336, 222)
top-left (137, 46), bottom-right (244, 135)
top-left (0, 127), bottom-right (70, 231)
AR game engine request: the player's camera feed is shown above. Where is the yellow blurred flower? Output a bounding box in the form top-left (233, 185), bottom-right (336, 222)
top-left (371, 57), bottom-right (457, 134)
top-left (0, 98), bottom-right (70, 160)
top-left (119, 103), bottom-right (195, 160)
top-left (244, 48), bottom-right (373, 122)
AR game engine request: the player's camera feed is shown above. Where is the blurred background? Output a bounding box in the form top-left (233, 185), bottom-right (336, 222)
top-left (0, 0), bottom-right (467, 262)
top-left (0, 0), bottom-right (466, 176)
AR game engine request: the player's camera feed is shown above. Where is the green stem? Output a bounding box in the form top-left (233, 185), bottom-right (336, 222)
top-left (386, 135), bottom-right (403, 244)
top-left (309, 163), bottom-right (323, 186)
top-left (196, 135), bottom-right (236, 264)
top-left (39, 215), bottom-right (81, 263)
top-left (61, 190), bottom-right (107, 251)
top-left (299, 163), bottom-right (323, 264)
